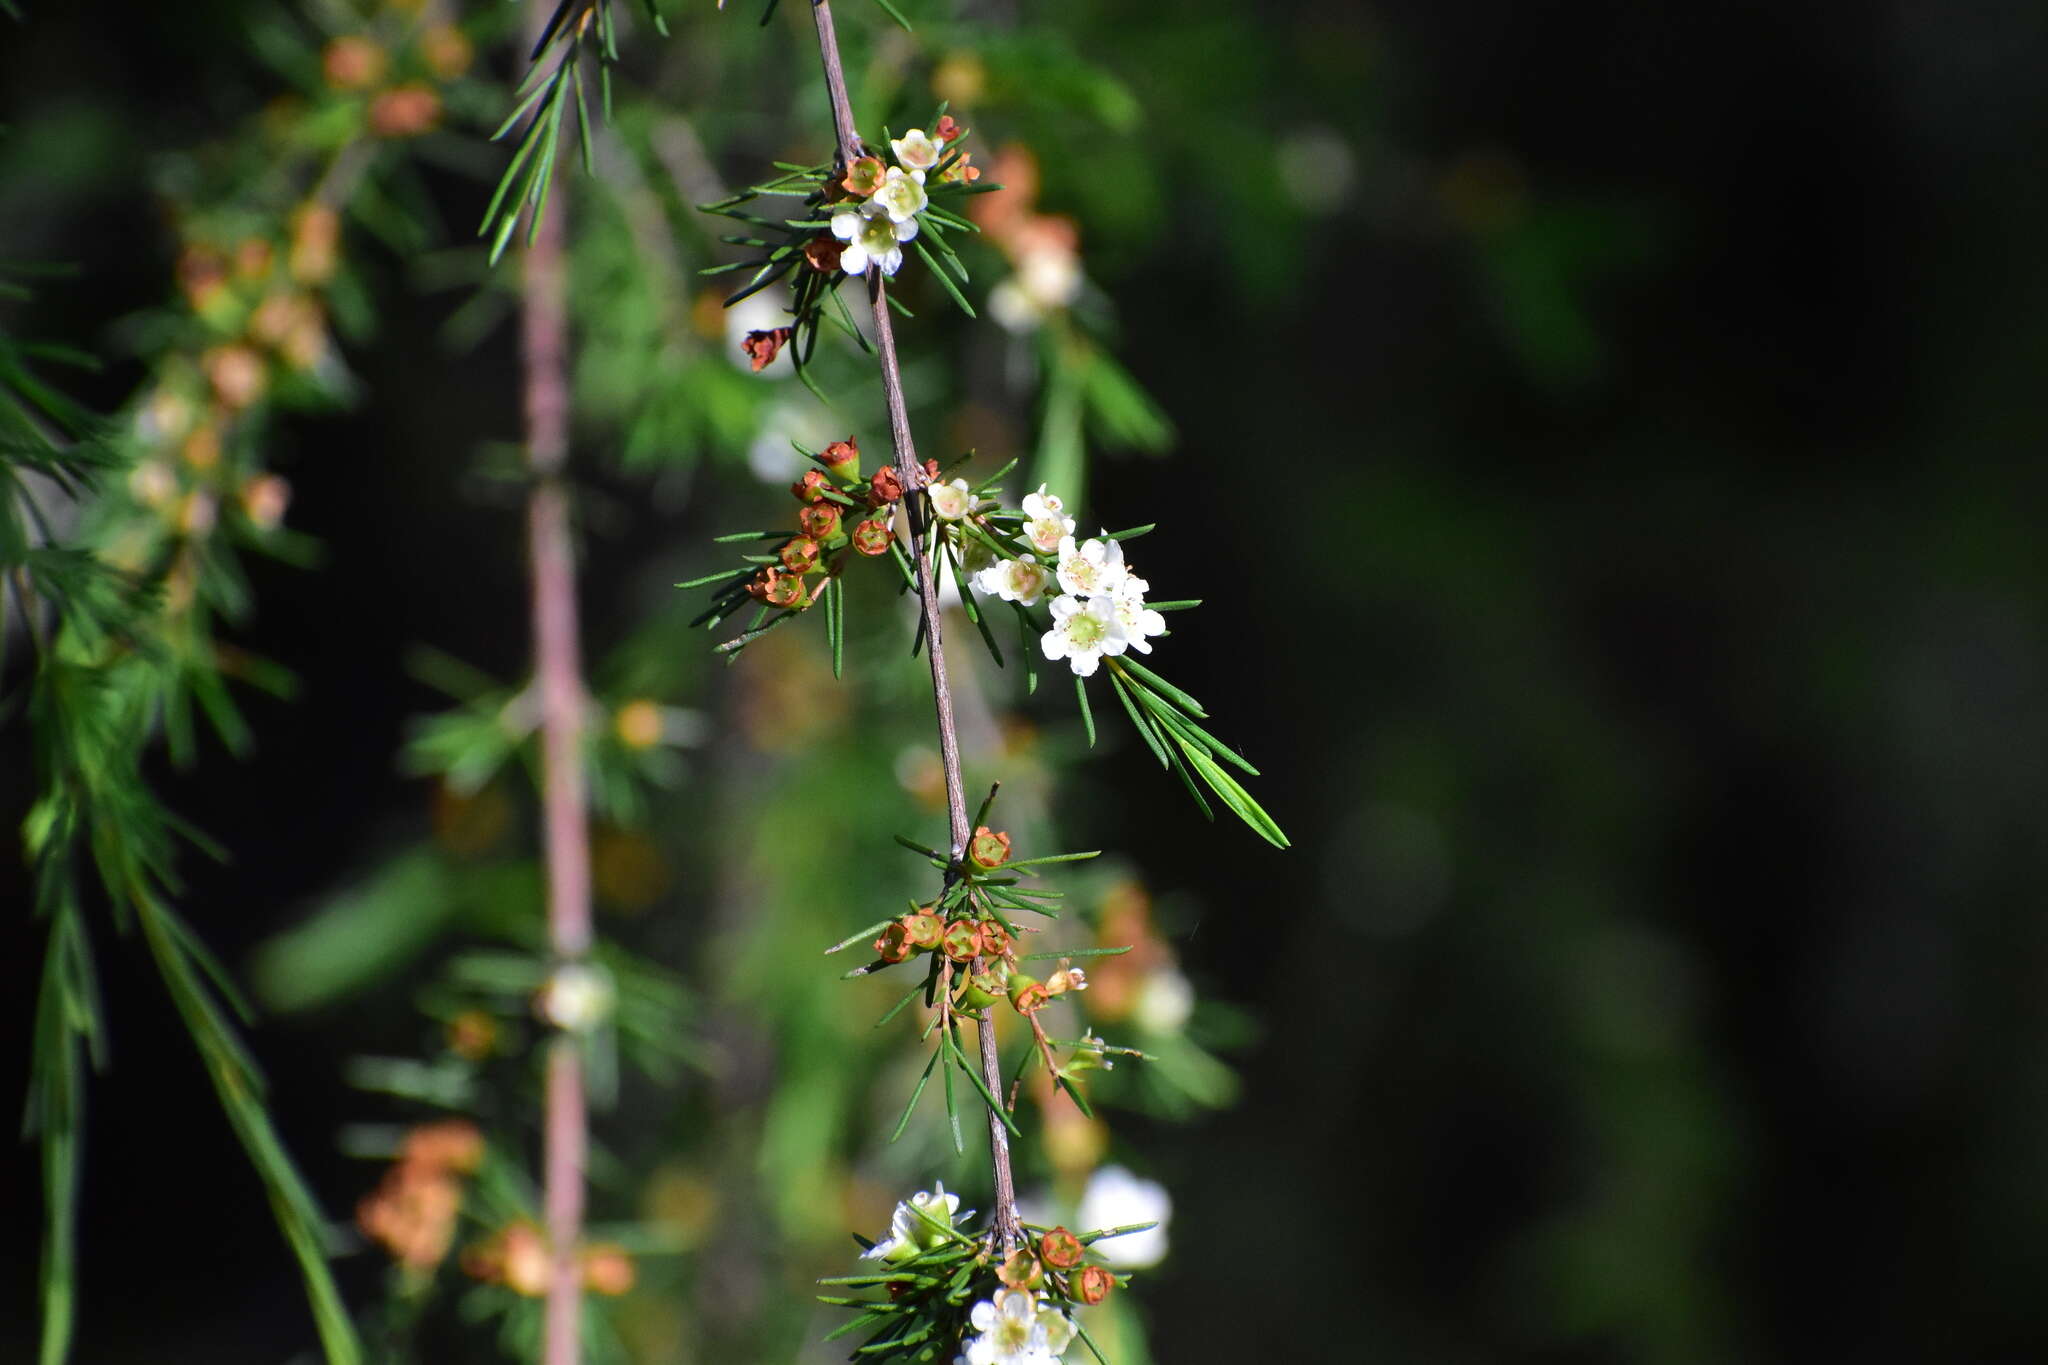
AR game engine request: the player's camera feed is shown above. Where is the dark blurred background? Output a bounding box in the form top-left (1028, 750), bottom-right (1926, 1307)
top-left (7, 1), bottom-right (2048, 1361)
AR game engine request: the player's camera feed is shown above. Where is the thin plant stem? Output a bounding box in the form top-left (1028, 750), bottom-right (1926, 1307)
top-left (520, 5), bottom-right (591, 1356)
top-left (808, 0), bottom-right (1020, 1253)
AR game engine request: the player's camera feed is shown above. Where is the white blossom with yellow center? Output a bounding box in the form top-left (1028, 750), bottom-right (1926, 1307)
top-left (889, 128), bottom-right (942, 180)
top-left (928, 476), bottom-right (973, 521)
top-left (1053, 534), bottom-right (1127, 599)
top-left (959, 1288), bottom-right (1074, 1365)
top-left (831, 201), bottom-right (918, 277)
top-left (872, 165), bottom-right (930, 224)
top-left (1109, 574), bottom-right (1167, 654)
top-left (973, 556), bottom-right (1050, 606)
top-left (1040, 594), bottom-right (1128, 677)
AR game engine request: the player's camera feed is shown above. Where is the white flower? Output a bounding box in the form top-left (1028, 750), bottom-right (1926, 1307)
top-left (961, 1289), bottom-right (1073, 1365)
top-left (831, 200), bottom-right (919, 277)
top-left (973, 556), bottom-right (1050, 606)
top-left (1076, 1167), bottom-right (1171, 1269)
top-left (1040, 594), bottom-right (1128, 677)
top-left (537, 963), bottom-right (613, 1033)
top-left (860, 1182), bottom-right (962, 1262)
top-left (989, 247), bottom-right (1082, 333)
top-left (1132, 967), bottom-right (1193, 1035)
top-left (1054, 534), bottom-right (1127, 599)
top-left (890, 128), bottom-right (942, 180)
top-left (1021, 485), bottom-right (1067, 522)
top-left (1108, 575), bottom-right (1167, 654)
top-left (1022, 506), bottom-right (1075, 555)
top-left (872, 165), bottom-right (930, 224)
top-left (928, 476), bottom-right (973, 521)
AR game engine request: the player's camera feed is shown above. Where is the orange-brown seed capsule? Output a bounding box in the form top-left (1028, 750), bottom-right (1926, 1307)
top-left (852, 517), bottom-right (894, 557)
top-left (798, 503), bottom-right (842, 541)
top-left (1038, 1227), bottom-right (1085, 1270)
top-left (967, 826), bottom-right (1011, 869)
top-left (939, 919), bottom-right (983, 962)
top-left (1074, 1264), bottom-right (1115, 1305)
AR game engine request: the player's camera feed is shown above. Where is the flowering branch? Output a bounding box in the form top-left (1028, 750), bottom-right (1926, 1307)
top-left (807, 0), bottom-right (1022, 1253)
top-left (518, 15), bottom-right (592, 1364)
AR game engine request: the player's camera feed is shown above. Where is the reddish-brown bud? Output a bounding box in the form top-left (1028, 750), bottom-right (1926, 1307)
top-left (742, 326), bottom-right (792, 372)
top-left (1074, 1264), bottom-right (1115, 1305)
top-left (868, 466), bottom-right (905, 505)
top-left (874, 922), bottom-right (917, 963)
top-left (798, 503), bottom-right (842, 541)
top-left (922, 457), bottom-right (942, 480)
top-left (902, 911), bottom-right (944, 950)
top-left (819, 438), bottom-right (861, 475)
top-left (934, 115), bottom-right (966, 144)
top-left (369, 84), bottom-right (441, 138)
top-left (779, 538), bottom-right (821, 575)
top-left (583, 1244), bottom-right (635, 1296)
top-left (1038, 1227), bottom-right (1085, 1270)
top-left (967, 825), bottom-right (1011, 870)
top-left (851, 517), bottom-right (894, 557)
top-left (939, 919), bottom-right (984, 963)
top-left (804, 237), bottom-right (844, 274)
top-left (843, 155), bottom-right (887, 197)
top-left (322, 36), bottom-right (387, 91)
top-left (998, 1249), bottom-right (1043, 1289)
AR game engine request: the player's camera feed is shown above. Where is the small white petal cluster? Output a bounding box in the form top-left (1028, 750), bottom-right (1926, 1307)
top-left (860, 1182), bottom-right (962, 1263)
top-left (956, 1288), bottom-right (1076, 1365)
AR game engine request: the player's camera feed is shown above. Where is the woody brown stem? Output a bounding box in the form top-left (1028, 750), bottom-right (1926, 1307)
top-left (809, 0), bottom-right (1020, 1254)
top-left (521, 6), bottom-right (589, 1360)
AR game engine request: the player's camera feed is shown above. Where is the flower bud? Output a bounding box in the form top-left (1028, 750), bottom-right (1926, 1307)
top-left (421, 24), bottom-right (474, 81)
top-left (874, 921), bottom-right (917, 964)
top-left (868, 466), bottom-right (905, 506)
top-left (239, 472), bottom-right (292, 532)
top-left (978, 921), bottom-right (1013, 957)
top-left (322, 36), bottom-right (387, 91)
top-left (939, 919), bottom-right (984, 963)
top-left (804, 237), bottom-right (844, 274)
top-left (934, 115), bottom-right (966, 144)
top-left (998, 1249), bottom-right (1043, 1289)
top-left (1038, 1227), bottom-right (1085, 1270)
top-left (1073, 1264), bottom-right (1115, 1305)
top-left (369, 84), bottom-right (441, 139)
top-left (852, 517), bottom-right (894, 557)
top-left (615, 698), bottom-right (665, 750)
top-left (902, 910), bottom-right (944, 950)
top-left (967, 825), bottom-right (1011, 869)
top-left (780, 537), bottom-right (821, 575)
top-left (819, 438), bottom-right (861, 477)
top-left (792, 468), bottom-right (832, 503)
top-left (798, 503), bottom-right (842, 542)
top-left (582, 1243), bottom-right (636, 1296)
